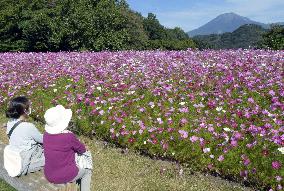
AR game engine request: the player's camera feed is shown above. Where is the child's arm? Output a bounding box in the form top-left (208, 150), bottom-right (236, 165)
top-left (71, 133), bottom-right (86, 154)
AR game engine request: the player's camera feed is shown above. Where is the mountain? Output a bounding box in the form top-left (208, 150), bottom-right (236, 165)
top-left (192, 24), bottom-right (267, 49)
top-left (188, 12), bottom-right (268, 37)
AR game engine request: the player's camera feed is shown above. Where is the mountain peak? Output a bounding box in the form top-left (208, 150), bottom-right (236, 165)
top-left (188, 13), bottom-right (266, 37)
top-left (218, 12), bottom-right (240, 17)
top-left (217, 12), bottom-right (251, 21)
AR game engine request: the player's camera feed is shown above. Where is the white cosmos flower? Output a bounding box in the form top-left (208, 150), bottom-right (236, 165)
top-left (126, 91), bottom-right (135, 95)
top-left (203, 148), bottom-right (211, 153)
top-left (225, 137), bottom-right (229, 142)
top-left (65, 84), bottom-right (71, 89)
top-left (223, 128), bottom-right (231, 132)
top-left (97, 87), bottom-right (102, 91)
top-left (179, 102), bottom-right (186, 106)
top-left (216, 107), bottom-right (223, 112)
top-left (278, 147), bottom-right (284, 154)
top-left (53, 89), bottom-right (58, 93)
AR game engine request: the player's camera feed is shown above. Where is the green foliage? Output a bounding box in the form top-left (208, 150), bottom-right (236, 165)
top-left (193, 24), bottom-right (267, 50)
top-left (143, 13), bottom-right (167, 40)
top-left (0, 0), bottom-right (26, 51)
top-left (262, 25), bottom-right (284, 50)
top-left (148, 39), bottom-right (196, 50)
top-left (142, 13), bottom-right (195, 50)
top-left (166, 27), bottom-right (189, 40)
top-left (0, 1), bottom-right (194, 51)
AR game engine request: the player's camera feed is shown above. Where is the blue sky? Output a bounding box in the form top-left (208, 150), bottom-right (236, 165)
top-left (127, 0), bottom-right (284, 32)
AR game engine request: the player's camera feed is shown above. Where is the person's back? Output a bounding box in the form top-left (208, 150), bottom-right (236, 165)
top-left (7, 120), bottom-right (43, 149)
top-left (43, 105), bottom-right (92, 191)
top-left (43, 132), bottom-right (85, 183)
top-left (4, 96), bottom-right (44, 176)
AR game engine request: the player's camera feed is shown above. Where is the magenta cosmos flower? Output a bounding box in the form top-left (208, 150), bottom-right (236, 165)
top-left (272, 161), bottom-right (282, 170)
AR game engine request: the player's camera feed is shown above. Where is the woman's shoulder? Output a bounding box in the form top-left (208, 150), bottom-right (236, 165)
top-left (21, 121), bottom-right (35, 125)
top-left (7, 119), bottom-right (35, 128)
top-left (20, 121), bottom-right (37, 129)
top-left (44, 130), bottom-right (75, 137)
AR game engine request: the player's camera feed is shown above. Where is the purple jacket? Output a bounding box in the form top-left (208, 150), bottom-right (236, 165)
top-left (43, 132), bottom-right (86, 184)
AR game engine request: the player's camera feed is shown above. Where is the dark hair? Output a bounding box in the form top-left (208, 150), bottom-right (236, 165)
top-left (6, 96), bottom-right (30, 119)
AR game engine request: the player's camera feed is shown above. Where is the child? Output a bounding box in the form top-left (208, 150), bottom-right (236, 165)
top-left (5, 96), bottom-right (45, 176)
top-left (43, 105), bottom-right (92, 191)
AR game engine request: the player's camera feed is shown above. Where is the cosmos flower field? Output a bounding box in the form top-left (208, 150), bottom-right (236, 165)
top-left (0, 50), bottom-right (283, 190)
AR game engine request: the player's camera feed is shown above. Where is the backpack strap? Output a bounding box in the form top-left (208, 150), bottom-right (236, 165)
top-left (7, 120), bottom-right (23, 139)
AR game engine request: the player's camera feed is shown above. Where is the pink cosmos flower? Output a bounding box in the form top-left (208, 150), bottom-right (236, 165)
top-left (208, 126), bottom-right (214, 132)
top-left (138, 121), bottom-right (146, 130)
top-left (248, 97), bottom-right (254, 103)
top-left (272, 161), bottom-right (282, 170)
top-left (76, 94), bottom-right (84, 102)
top-left (275, 176), bottom-right (282, 182)
top-left (89, 101), bottom-right (95, 107)
top-left (178, 130), bottom-right (188, 139)
top-left (152, 139), bottom-right (158, 144)
top-left (91, 109), bottom-right (97, 115)
top-left (162, 142), bottom-right (169, 150)
top-left (243, 158), bottom-right (250, 166)
top-left (218, 155), bottom-right (224, 162)
top-left (207, 164), bottom-right (213, 170)
top-left (246, 143), bottom-right (253, 149)
top-left (230, 140), bottom-right (238, 147)
top-left (240, 170), bottom-right (248, 178)
top-left (180, 118), bottom-right (188, 124)
top-left (139, 129), bottom-right (144, 134)
top-left (190, 136), bottom-right (199, 143)
top-left (233, 132), bottom-right (242, 140)
top-left (167, 118), bottom-right (173, 125)
top-left (99, 110), bottom-right (104, 115)
top-left (179, 107), bottom-right (189, 113)
top-left (128, 138), bottom-right (135, 143)
top-left (116, 117), bottom-right (123, 123)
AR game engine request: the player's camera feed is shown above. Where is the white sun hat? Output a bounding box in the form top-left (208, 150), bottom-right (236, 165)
top-left (44, 105), bottom-right (72, 134)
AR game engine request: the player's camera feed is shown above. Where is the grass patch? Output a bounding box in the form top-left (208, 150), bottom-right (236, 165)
top-left (0, 179), bottom-right (16, 191)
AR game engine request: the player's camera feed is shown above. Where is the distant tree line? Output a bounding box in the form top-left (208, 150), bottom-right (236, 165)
top-left (193, 24), bottom-right (284, 50)
top-left (0, 0), bottom-right (195, 52)
top-left (261, 25), bottom-right (284, 50)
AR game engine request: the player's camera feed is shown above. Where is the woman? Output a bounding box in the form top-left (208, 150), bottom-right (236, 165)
top-left (43, 105), bottom-right (92, 191)
top-left (5, 96), bottom-right (45, 175)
